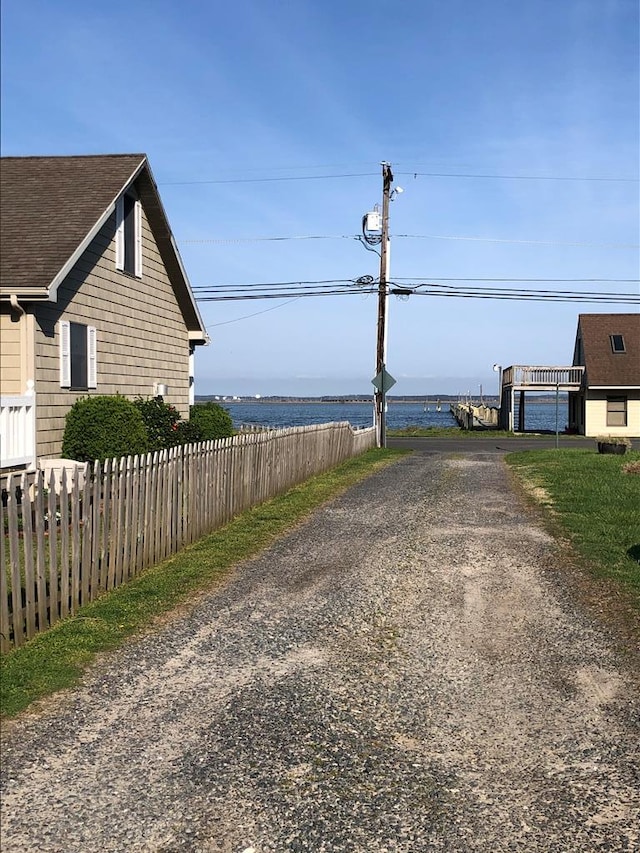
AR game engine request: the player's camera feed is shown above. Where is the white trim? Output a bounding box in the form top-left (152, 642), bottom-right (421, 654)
top-left (134, 199), bottom-right (142, 277)
top-left (115, 195), bottom-right (125, 270)
top-left (169, 236), bottom-right (208, 345)
top-left (588, 386), bottom-right (640, 390)
top-left (87, 325), bottom-right (97, 388)
top-left (59, 320), bottom-right (71, 387)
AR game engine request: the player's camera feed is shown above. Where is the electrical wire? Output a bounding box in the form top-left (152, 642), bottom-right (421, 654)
top-left (197, 289), bottom-right (377, 302)
top-left (182, 235), bottom-right (357, 243)
top-left (396, 171), bottom-right (639, 183)
top-left (206, 297), bottom-right (303, 327)
top-left (408, 290), bottom-right (639, 303)
top-left (179, 233), bottom-right (640, 250)
top-left (395, 277), bottom-right (640, 283)
top-left (160, 173), bottom-right (377, 186)
top-left (394, 234), bottom-right (640, 249)
top-left (194, 282), bottom-right (639, 304)
top-left (160, 170), bottom-right (638, 186)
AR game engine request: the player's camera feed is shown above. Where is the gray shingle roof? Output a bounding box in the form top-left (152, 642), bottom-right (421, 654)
top-left (1, 154), bottom-right (146, 294)
top-left (576, 313), bottom-right (640, 387)
top-left (0, 154), bottom-right (207, 341)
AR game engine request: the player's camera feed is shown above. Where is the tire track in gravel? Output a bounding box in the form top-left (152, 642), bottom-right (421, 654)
top-left (1, 452), bottom-right (639, 852)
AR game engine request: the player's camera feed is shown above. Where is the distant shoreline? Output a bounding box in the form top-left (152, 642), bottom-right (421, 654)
top-left (196, 396), bottom-right (566, 405)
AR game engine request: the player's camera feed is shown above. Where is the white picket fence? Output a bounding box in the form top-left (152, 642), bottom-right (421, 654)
top-left (1, 422), bottom-right (375, 651)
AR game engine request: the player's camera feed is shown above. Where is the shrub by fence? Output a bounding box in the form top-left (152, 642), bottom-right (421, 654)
top-left (1, 422), bottom-right (375, 651)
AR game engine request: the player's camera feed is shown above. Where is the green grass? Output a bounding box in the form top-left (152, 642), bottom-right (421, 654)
top-left (506, 449), bottom-right (640, 603)
top-left (1, 448), bottom-right (408, 719)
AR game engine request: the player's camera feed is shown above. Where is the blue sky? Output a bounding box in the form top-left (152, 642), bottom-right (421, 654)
top-left (2, 0), bottom-right (638, 397)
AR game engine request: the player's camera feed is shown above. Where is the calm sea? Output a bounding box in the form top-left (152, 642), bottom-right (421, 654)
top-left (221, 400), bottom-right (569, 433)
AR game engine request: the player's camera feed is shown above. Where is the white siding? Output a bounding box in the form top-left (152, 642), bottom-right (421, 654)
top-left (584, 389), bottom-right (640, 437)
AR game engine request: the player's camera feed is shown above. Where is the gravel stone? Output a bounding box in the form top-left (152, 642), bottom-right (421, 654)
top-left (1, 452), bottom-right (639, 852)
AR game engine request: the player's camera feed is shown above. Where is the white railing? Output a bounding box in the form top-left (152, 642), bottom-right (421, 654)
top-left (502, 365), bottom-right (584, 388)
top-left (0, 394), bottom-right (36, 470)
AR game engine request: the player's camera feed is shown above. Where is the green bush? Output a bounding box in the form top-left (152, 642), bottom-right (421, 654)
top-left (189, 402), bottom-right (234, 441)
top-left (175, 419), bottom-right (202, 445)
top-left (134, 396), bottom-right (183, 451)
top-left (61, 395), bottom-right (148, 462)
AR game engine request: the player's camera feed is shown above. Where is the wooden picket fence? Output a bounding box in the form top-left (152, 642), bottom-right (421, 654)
top-left (1, 422), bottom-right (375, 651)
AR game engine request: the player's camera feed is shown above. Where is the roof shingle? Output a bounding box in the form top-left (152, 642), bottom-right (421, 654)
top-left (576, 313), bottom-right (640, 387)
top-left (1, 154), bottom-right (145, 293)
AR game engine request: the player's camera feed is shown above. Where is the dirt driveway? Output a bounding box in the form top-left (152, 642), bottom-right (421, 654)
top-left (1, 452), bottom-right (639, 852)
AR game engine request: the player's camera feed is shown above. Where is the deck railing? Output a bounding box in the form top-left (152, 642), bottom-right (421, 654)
top-left (0, 394), bottom-right (36, 470)
top-left (501, 366), bottom-right (584, 388)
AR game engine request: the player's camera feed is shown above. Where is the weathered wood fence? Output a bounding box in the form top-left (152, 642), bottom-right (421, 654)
top-left (1, 422), bottom-right (375, 651)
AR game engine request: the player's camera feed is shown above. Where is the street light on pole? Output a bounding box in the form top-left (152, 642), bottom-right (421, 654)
top-left (493, 363), bottom-right (502, 428)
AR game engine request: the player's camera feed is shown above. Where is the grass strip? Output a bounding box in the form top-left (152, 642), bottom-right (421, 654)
top-left (506, 448), bottom-right (640, 604)
top-left (1, 448), bottom-right (408, 719)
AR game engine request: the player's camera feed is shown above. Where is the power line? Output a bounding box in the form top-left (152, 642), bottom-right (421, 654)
top-left (397, 170), bottom-right (639, 183)
top-left (411, 282), bottom-right (639, 298)
top-left (180, 233), bottom-right (640, 250)
top-left (408, 290), bottom-right (639, 303)
top-left (397, 277), bottom-right (640, 283)
top-left (160, 170), bottom-right (639, 186)
top-left (161, 172), bottom-right (376, 186)
top-left (206, 297), bottom-right (303, 327)
top-left (194, 279), bottom-right (638, 295)
top-left (197, 289), bottom-right (377, 302)
top-left (192, 278), bottom-right (356, 292)
top-left (194, 283), bottom-right (639, 303)
top-left (394, 234), bottom-right (640, 250)
top-left (182, 235), bottom-right (356, 244)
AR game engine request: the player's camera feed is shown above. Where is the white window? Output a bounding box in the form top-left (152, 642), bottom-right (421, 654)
top-left (115, 192), bottom-right (142, 277)
top-left (606, 396), bottom-right (627, 427)
top-left (610, 334), bottom-right (626, 354)
top-left (60, 321), bottom-right (97, 390)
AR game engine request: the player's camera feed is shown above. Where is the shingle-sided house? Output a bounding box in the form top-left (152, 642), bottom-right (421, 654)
top-left (0, 154), bottom-right (208, 471)
top-left (568, 313), bottom-right (640, 437)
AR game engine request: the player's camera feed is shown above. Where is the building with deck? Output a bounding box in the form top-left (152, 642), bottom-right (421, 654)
top-left (498, 313), bottom-right (639, 436)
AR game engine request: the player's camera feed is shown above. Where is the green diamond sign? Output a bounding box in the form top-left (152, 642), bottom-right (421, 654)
top-left (372, 367), bottom-right (396, 394)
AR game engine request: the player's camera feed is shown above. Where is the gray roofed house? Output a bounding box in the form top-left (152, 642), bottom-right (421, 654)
top-left (1, 153), bottom-right (209, 471)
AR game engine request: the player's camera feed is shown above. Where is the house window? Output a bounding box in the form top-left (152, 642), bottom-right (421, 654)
top-left (610, 334), bottom-right (625, 353)
top-left (606, 396), bottom-right (627, 427)
top-left (60, 321), bottom-right (97, 390)
top-left (115, 192), bottom-right (142, 277)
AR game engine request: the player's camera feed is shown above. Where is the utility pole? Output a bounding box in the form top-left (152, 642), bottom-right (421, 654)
top-left (375, 162), bottom-right (393, 448)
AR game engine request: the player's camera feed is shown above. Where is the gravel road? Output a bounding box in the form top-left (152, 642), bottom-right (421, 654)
top-left (1, 451), bottom-right (639, 852)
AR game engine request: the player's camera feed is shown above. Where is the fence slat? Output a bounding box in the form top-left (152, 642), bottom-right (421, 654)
top-left (0, 497), bottom-right (11, 652)
top-left (6, 475), bottom-right (24, 646)
top-left (70, 472), bottom-right (81, 614)
top-left (34, 471), bottom-right (48, 632)
top-left (1, 422), bottom-right (375, 649)
top-left (21, 473), bottom-right (36, 639)
top-left (90, 460), bottom-right (101, 599)
top-left (59, 470), bottom-right (70, 619)
top-left (47, 472), bottom-right (59, 628)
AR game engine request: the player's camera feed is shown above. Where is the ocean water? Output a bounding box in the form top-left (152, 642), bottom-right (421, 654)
top-left (221, 400), bottom-right (569, 433)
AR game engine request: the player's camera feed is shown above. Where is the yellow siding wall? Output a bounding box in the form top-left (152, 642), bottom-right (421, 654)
top-left (32, 205), bottom-right (192, 458)
top-left (584, 390), bottom-right (640, 437)
top-left (0, 307), bottom-right (25, 395)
